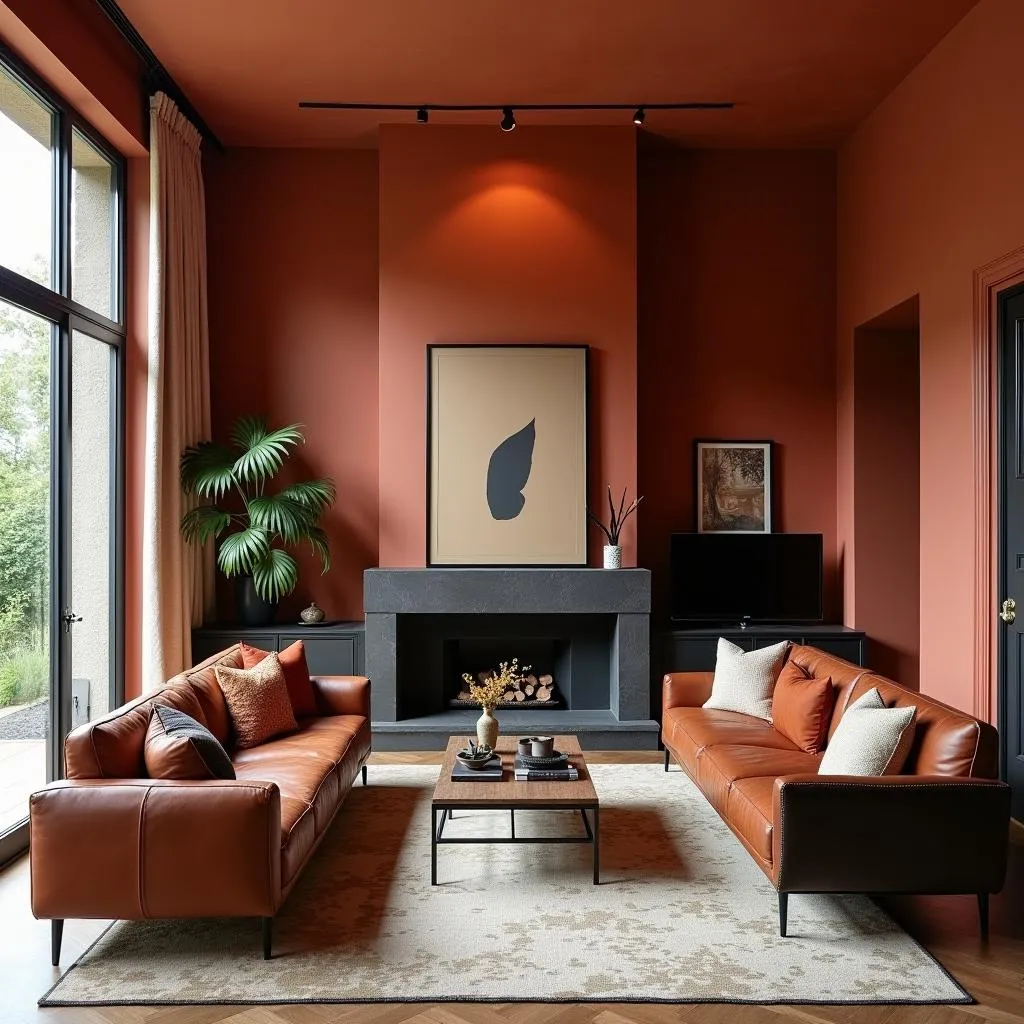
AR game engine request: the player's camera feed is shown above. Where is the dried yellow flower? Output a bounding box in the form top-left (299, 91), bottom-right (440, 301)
top-left (463, 658), bottom-right (531, 710)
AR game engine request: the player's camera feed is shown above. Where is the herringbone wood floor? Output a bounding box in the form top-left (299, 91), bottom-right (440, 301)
top-left (2, 751), bottom-right (1022, 1024)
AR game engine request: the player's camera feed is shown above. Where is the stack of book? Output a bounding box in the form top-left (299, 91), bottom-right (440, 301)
top-left (514, 756), bottom-right (579, 782)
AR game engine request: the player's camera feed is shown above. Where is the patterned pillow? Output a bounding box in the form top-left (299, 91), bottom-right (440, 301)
top-left (240, 640), bottom-right (317, 717)
top-left (702, 638), bottom-right (789, 721)
top-left (144, 704), bottom-right (235, 780)
top-left (818, 687), bottom-right (917, 776)
top-left (215, 652), bottom-right (299, 749)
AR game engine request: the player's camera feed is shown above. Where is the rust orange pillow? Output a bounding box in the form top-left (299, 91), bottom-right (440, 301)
top-left (241, 640), bottom-right (317, 717)
top-left (215, 653), bottom-right (298, 749)
top-left (771, 661), bottom-right (835, 755)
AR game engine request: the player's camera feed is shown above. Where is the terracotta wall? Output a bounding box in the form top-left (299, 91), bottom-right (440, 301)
top-left (638, 147), bottom-right (839, 618)
top-left (838, 0), bottom-right (1024, 715)
top-left (204, 149), bottom-right (379, 623)
top-left (377, 125), bottom-right (638, 568)
top-left (853, 322), bottom-right (920, 689)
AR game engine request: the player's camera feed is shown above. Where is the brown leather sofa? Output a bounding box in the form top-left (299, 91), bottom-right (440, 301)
top-left (30, 645), bottom-right (371, 963)
top-left (662, 644), bottom-right (1010, 937)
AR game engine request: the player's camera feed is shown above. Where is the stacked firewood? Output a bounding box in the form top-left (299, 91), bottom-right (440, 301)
top-left (456, 671), bottom-right (555, 704)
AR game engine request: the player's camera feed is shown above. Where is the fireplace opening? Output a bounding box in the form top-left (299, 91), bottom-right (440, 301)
top-left (448, 638), bottom-right (564, 709)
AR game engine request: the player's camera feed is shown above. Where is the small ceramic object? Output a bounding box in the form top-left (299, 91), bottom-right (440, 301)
top-left (603, 545), bottom-right (622, 569)
top-left (476, 707), bottom-right (499, 750)
top-left (299, 601), bottom-right (326, 624)
top-left (531, 735), bottom-right (555, 757)
top-left (456, 746), bottom-right (495, 771)
top-left (518, 737), bottom-right (535, 756)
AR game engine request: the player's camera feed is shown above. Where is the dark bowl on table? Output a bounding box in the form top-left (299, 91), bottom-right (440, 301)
top-left (456, 748), bottom-right (495, 771)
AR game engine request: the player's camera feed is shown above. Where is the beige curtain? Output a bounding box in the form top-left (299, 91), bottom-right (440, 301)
top-left (142, 92), bottom-right (214, 687)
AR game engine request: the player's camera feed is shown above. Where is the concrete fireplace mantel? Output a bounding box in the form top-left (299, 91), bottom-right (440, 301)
top-left (364, 568), bottom-right (657, 750)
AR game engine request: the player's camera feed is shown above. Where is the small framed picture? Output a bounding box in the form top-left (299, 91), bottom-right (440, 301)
top-left (694, 440), bottom-right (773, 534)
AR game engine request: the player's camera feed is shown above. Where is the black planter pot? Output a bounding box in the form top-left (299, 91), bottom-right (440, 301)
top-left (235, 575), bottom-right (278, 627)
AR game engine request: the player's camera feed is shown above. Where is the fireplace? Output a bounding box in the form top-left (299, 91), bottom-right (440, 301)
top-left (450, 638), bottom-right (563, 709)
top-left (364, 569), bottom-right (658, 749)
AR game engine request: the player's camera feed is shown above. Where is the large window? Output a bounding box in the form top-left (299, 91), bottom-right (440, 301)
top-left (0, 46), bottom-right (124, 863)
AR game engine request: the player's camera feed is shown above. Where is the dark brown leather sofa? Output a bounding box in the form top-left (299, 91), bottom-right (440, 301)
top-left (30, 645), bottom-right (371, 962)
top-left (662, 644), bottom-right (1010, 937)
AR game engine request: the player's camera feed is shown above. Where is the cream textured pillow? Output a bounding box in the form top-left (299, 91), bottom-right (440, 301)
top-left (215, 652), bottom-right (298, 749)
top-left (702, 638), bottom-right (789, 721)
top-left (818, 687), bottom-right (917, 776)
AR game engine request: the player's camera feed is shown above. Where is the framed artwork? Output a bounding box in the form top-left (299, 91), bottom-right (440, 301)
top-left (694, 440), bottom-right (773, 534)
top-left (428, 345), bottom-right (588, 565)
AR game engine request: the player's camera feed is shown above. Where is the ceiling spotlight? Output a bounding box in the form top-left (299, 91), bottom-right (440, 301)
top-left (633, 107), bottom-right (645, 126)
top-left (416, 107), bottom-right (428, 124)
top-left (500, 107), bottom-right (516, 132)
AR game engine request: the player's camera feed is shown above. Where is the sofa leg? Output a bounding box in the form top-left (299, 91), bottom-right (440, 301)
top-left (51, 919), bottom-right (64, 966)
top-left (262, 917), bottom-right (273, 960)
top-left (663, 748), bottom-right (670, 772)
top-left (977, 893), bottom-right (989, 939)
top-left (361, 763), bottom-right (368, 786)
top-left (778, 893), bottom-right (788, 937)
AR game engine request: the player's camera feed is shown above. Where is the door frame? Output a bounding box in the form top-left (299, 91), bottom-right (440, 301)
top-left (973, 246), bottom-right (1024, 766)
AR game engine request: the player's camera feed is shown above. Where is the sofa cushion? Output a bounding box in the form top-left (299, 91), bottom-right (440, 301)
top-left (144, 705), bottom-right (235, 780)
top-left (233, 715), bottom-right (369, 770)
top-left (819, 687), bottom-right (917, 776)
top-left (697, 743), bottom-right (821, 812)
top-left (171, 646), bottom-right (244, 746)
top-left (726, 776), bottom-right (775, 863)
top-left (663, 707), bottom-right (800, 775)
top-left (771, 661), bottom-right (835, 755)
top-left (241, 640), bottom-right (317, 718)
top-left (703, 638), bottom-right (788, 721)
top-left (216, 653), bottom-right (299, 749)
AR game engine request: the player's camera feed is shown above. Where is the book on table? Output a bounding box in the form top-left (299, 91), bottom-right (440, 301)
top-left (513, 755), bottom-right (579, 781)
top-left (451, 755), bottom-right (503, 781)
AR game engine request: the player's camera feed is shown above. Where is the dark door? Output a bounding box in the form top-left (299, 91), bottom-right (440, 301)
top-left (998, 284), bottom-right (1024, 820)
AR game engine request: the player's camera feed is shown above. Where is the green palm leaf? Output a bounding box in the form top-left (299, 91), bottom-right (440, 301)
top-left (248, 494), bottom-right (313, 543)
top-left (252, 548), bottom-right (299, 603)
top-left (306, 526), bottom-right (331, 573)
top-left (180, 506), bottom-right (232, 545)
top-left (217, 527), bottom-right (269, 577)
top-left (231, 418), bottom-right (304, 486)
top-left (278, 479), bottom-right (336, 513)
top-left (180, 443), bottom-right (236, 499)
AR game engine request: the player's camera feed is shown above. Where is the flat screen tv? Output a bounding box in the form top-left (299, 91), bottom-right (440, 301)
top-left (670, 532), bottom-right (823, 625)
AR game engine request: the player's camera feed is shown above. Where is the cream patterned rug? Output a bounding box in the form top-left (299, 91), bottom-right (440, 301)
top-left (41, 764), bottom-right (969, 1005)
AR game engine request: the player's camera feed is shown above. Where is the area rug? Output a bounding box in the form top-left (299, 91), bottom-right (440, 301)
top-left (41, 764), bottom-right (969, 1005)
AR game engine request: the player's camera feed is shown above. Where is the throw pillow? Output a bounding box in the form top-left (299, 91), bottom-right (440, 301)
top-left (703, 637), bottom-right (789, 721)
top-left (817, 687), bottom-right (917, 776)
top-left (770, 661), bottom-right (835, 754)
top-left (144, 704), bottom-right (235, 780)
top-left (240, 639), bottom-right (317, 717)
top-left (215, 652), bottom-right (299, 749)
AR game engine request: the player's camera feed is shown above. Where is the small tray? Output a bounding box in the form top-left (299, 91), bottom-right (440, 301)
top-left (518, 751), bottom-right (569, 770)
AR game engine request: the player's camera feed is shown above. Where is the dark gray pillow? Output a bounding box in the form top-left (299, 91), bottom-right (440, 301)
top-left (145, 704), bottom-right (235, 781)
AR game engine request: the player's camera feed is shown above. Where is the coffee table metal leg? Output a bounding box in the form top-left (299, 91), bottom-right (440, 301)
top-left (431, 806), bottom-right (438, 885)
top-left (510, 808), bottom-right (515, 839)
top-left (593, 806), bottom-right (600, 885)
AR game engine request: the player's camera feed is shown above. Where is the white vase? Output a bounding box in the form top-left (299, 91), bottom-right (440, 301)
top-left (603, 544), bottom-right (622, 569)
top-left (476, 707), bottom-right (499, 750)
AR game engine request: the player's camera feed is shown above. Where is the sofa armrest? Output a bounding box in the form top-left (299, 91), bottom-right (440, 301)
top-left (662, 672), bottom-right (713, 713)
top-left (30, 778), bottom-right (281, 920)
top-left (311, 675), bottom-right (371, 718)
top-left (772, 774), bottom-right (1010, 894)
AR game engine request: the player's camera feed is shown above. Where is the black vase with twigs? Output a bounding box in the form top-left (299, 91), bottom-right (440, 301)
top-left (588, 486), bottom-right (643, 569)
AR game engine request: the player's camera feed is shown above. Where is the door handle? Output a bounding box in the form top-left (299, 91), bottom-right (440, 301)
top-left (999, 597), bottom-right (1016, 623)
top-left (62, 610), bottom-right (83, 632)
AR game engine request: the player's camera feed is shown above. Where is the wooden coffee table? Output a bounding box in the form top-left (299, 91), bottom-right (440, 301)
top-left (431, 734), bottom-right (600, 886)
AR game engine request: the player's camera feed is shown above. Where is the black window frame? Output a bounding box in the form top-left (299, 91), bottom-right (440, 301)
top-left (0, 41), bottom-right (127, 866)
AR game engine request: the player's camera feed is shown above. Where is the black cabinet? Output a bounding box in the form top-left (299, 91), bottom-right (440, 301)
top-left (192, 622), bottom-right (366, 676)
top-left (660, 624), bottom-right (867, 674)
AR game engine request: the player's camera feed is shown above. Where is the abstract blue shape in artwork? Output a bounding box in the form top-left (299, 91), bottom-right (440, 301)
top-left (486, 418), bottom-right (536, 520)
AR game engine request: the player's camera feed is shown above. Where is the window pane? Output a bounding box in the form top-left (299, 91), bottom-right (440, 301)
top-left (0, 300), bottom-right (52, 835)
top-left (0, 65), bottom-right (55, 289)
top-left (69, 329), bottom-right (112, 727)
top-left (72, 130), bottom-right (117, 319)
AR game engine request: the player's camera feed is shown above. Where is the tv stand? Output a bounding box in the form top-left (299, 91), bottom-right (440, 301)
top-left (659, 623), bottom-right (866, 673)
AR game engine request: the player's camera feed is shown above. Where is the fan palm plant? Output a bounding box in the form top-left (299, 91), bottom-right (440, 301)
top-left (179, 417), bottom-right (336, 604)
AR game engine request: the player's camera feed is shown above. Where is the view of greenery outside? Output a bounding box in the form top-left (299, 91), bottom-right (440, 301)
top-left (0, 297), bottom-right (50, 710)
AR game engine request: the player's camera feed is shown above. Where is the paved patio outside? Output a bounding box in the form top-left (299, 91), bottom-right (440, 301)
top-left (0, 738), bottom-right (46, 835)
